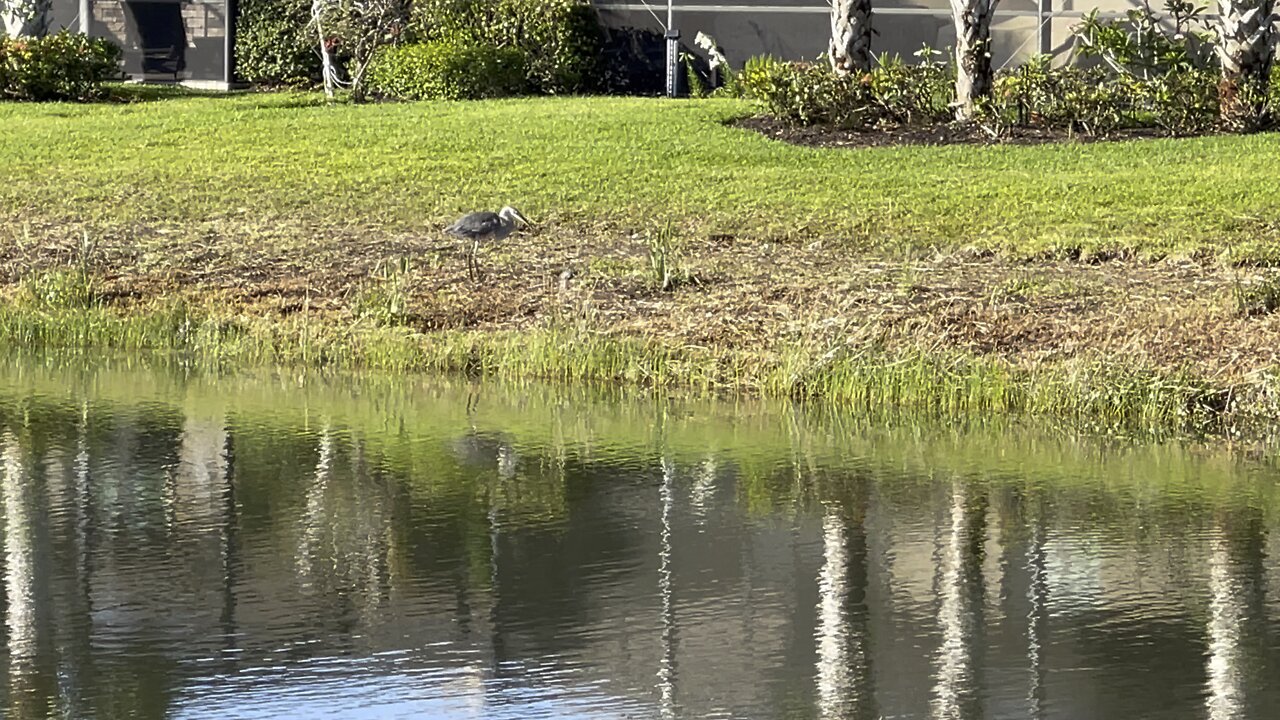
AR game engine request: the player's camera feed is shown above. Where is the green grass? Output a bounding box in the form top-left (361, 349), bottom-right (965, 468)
top-left (1, 298), bottom-right (1272, 438)
top-left (5, 91), bottom-right (1280, 436)
top-left (3, 91), bottom-right (1280, 259)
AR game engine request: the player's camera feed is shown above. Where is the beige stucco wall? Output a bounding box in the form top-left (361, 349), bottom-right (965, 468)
top-left (592, 0), bottom-right (1156, 69)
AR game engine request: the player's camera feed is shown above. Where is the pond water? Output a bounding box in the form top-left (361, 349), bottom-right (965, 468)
top-left (1, 362), bottom-right (1279, 719)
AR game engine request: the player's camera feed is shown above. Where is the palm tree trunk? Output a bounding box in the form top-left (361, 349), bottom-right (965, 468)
top-left (1217, 0), bottom-right (1277, 131)
top-left (951, 0), bottom-right (999, 121)
top-left (829, 0), bottom-right (873, 75)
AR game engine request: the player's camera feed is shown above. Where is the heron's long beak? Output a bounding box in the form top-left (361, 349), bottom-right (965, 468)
top-left (515, 211), bottom-right (534, 228)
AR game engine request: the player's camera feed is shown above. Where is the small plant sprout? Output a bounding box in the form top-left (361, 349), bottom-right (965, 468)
top-left (647, 222), bottom-right (683, 292)
top-left (352, 257), bottom-right (414, 326)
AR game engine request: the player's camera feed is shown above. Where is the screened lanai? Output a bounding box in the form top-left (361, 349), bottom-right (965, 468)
top-left (591, 0), bottom-right (1163, 70)
top-left (49, 0), bottom-right (237, 88)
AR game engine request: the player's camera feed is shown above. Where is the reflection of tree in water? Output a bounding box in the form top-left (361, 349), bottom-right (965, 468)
top-left (657, 455), bottom-right (677, 720)
top-left (1025, 498), bottom-right (1048, 720)
top-left (1204, 505), bottom-right (1269, 720)
top-left (2, 407), bottom-right (107, 719)
top-left (451, 428), bottom-right (568, 531)
top-left (991, 484), bottom-right (1049, 720)
top-left (295, 424), bottom-right (395, 635)
top-left (2, 429), bottom-right (38, 718)
top-left (814, 482), bottom-right (876, 720)
top-left (931, 478), bottom-right (988, 720)
top-left (688, 456), bottom-right (717, 526)
top-left (8, 379), bottom-right (1280, 719)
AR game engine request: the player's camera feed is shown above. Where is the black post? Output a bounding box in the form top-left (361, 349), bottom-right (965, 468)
top-left (224, 0), bottom-right (238, 86)
top-left (664, 29), bottom-right (681, 98)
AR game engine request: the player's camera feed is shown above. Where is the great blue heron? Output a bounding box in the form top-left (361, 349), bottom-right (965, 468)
top-left (445, 206), bottom-right (533, 281)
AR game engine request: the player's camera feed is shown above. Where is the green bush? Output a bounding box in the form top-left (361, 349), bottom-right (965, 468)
top-left (737, 19), bottom-right (1255, 138)
top-left (739, 54), bottom-right (954, 129)
top-left (740, 49), bottom-right (1225, 137)
top-left (235, 0), bottom-right (321, 85)
top-left (1269, 65), bottom-right (1280, 118)
top-left (868, 52), bottom-right (953, 125)
top-left (1134, 70), bottom-right (1219, 134)
top-left (367, 42), bottom-right (528, 100)
top-left (0, 32), bottom-right (120, 102)
top-left (599, 25), bottom-right (665, 95)
top-left (741, 54), bottom-right (1146, 135)
top-left (409, 0), bottom-right (602, 93)
top-left (988, 55), bottom-right (1218, 136)
top-left (1072, 0), bottom-right (1215, 78)
top-left (737, 57), bottom-right (874, 127)
top-left (990, 58), bottom-right (1130, 134)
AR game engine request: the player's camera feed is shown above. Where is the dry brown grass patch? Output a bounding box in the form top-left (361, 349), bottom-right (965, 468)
top-left (5, 219), bottom-right (1280, 383)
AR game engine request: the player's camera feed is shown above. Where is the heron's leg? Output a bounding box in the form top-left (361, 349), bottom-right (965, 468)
top-left (471, 240), bottom-right (482, 283)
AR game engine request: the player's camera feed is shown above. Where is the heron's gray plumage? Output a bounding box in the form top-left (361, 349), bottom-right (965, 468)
top-left (444, 205), bottom-right (532, 282)
top-left (446, 211), bottom-right (508, 241)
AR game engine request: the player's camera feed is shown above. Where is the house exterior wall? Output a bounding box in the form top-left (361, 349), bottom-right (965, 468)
top-left (46, 0), bottom-right (82, 32)
top-left (590, 0), bottom-right (1143, 70)
top-left (47, 0), bottom-right (231, 85)
top-left (43, 0), bottom-right (1151, 90)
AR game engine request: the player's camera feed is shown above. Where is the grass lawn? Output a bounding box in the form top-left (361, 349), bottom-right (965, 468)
top-left (2, 91), bottom-right (1280, 260)
top-left (2, 91), bottom-right (1280, 436)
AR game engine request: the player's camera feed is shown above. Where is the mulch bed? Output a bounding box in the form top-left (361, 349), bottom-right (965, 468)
top-left (733, 116), bottom-right (1181, 149)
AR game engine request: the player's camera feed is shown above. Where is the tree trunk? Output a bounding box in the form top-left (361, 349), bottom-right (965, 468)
top-left (313, 1), bottom-right (337, 100)
top-left (318, 41), bottom-right (337, 100)
top-left (829, 0), bottom-right (872, 75)
top-left (951, 0), bottom-right (998, 122)
top-left (1, 0), bottom-right (51, 38)
top-left (1217, 0), bottom-right (1277, 131)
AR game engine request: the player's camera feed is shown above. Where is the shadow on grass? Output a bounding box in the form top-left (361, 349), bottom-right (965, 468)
top-left (104, 83), bottom-right (331, 110)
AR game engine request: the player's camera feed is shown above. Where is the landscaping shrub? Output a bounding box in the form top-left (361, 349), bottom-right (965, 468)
top-left (367, 41), bottom-right (528, 100)
top-left (737, 56), bottom-right (874, 127)
top-left (1073, 0), bottom-right (1215, 78)
top-left (0, 32), bottom-right (120, 102)
top-left (736, 0), bottom-right (1254, 139)
top-left (867, 52), bottom-right (953, 125)
top-left (986, 56), bottom-right (1218, 136)
top-left (989, 58), bottom-right (1131, 134)
top-left (235, 0), bottom-right (321, 85)
top-left (738, 52), bottom-right (952, 128)
top-left (409, 0), bottom-right (602, 93)
top-left (599, 25), bottom-right (665, 95)
top-left (742, 49), bottom-right (1226, 138)
top-left (1134, 69), bottom-right (1219, 134)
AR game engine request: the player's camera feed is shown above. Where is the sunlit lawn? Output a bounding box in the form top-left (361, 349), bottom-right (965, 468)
top-left (2, 90), bottom-right (1279, 260)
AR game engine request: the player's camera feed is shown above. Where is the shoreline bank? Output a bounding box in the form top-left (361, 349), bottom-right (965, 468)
top-left (3, 94), bottom-right (1279, 436)
top-left (3, 249), bottom-right (1277, 438)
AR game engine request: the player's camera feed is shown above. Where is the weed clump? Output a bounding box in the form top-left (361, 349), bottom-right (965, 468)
top-left (646, 222), bottom-right (687, 292)
top-left (350, 258), bottom-right (414, 327)
top-left (1233, 272), bottom-right (1280, 317)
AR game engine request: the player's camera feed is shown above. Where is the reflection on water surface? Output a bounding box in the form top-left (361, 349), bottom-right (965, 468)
top-left (0, 364), bottom-right (1278, 719)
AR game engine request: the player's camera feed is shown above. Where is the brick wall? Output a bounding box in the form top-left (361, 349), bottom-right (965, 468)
top-left (93, 0), bottom-right (130, 48)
